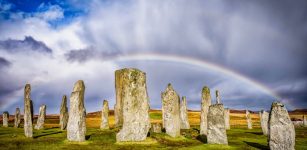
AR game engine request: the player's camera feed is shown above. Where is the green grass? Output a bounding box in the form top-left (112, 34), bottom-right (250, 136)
top-left (149, 112), bottom-right (162, 120)
top-left (0, 126), bottom-right (306, 149)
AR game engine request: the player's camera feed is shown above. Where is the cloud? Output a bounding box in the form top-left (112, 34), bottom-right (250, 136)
top-left (0, 57), bottom-right (10, 68)
top-left (35, 4), bottom-right (64, 21)
top-left (0, 36), bottom-right (52, 53)
top-left (64, 47), bottom-right (121, 63)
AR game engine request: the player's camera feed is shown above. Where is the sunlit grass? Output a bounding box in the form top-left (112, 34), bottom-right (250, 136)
top-left (0, 111), bottom-right (306, 149)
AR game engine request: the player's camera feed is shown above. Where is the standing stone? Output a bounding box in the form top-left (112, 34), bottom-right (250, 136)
top-left (2, 111), bottom-right (9, 127)
top-left (207, 104), bottom-right (228, 145)
top-left (35, 105), bottom-right (46, 130)
top-left (303, 115), bottom-right (307, 127)
top-left (67, 80), bottom-right (86, 142)
top-left (60, 95), bottom-right (69, 130)
top-left (224, 108), bottom-right (230, 130)
top-left (116, 68), bottom-right (150, 142)
top-left (161, 83), bottom-right (181, 138)
top-left (180, 96), bottom-right (190, 129)
top-left (246, 110), bottom-right (253, 129)
top-left (14, 108), bottom-right (21, 128)
top-left (216, 90), bottom-right (221, 104)
top-left (24, 84), bottom-right (33, 138)
top-left (114, 70), bottom-right (124, 128)
top-left (268, 101), bottom-right (295, 150)
top-left (151, 123), bottom-right (162, 133)
top-left (100, 100), bottom-right (109, 129)
top-left (259, 110), bottom-right (269, 135)
top-left (200, 86), bottom-right (211, 135)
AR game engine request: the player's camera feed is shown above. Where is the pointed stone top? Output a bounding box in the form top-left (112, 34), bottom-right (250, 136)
top-left (215, 90), bottom-right (221, 104)
top-left (202, 86), bottom-right (210, 93)
top-left (167, 83), bottom-right (172, 87)
top-left (182, 96), bottom-right (186, 103)
top-left (41, 104), bottom-right (46, 108)
top-left (73, 80), bottom-right (85, 92)
top-left (24, 84), bottom-right (31, 98)
top-left (62, 95), bottom-right (67, 99)
top-left (3, 111), bottom-right (9, 114)
top-left (103, 99), bottom-right (108, 104)
top-left (272, 101), bottom-right (284, 107)
top-left (165, 83), bottom-right (175, 91)
top-left (25, 84), bottom-right (31, 89)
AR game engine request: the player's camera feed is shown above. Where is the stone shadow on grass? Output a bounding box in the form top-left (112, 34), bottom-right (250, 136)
top-left (85, 135), bottom-right (91, 140)
top-left (245, 132), bottom-right (263, 135)
top-left (244, 141), bottom-right (269, 150)
top-left (196, 134), bottom-right (207, 143)
top-left (33, 131), bottom-right (62, 138)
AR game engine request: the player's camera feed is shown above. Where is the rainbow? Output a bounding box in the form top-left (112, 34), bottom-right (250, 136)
top-left (108, 53), bottom-right (280, 99)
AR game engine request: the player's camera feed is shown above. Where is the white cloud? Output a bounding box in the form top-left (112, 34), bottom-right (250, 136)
top-left (35, 4), bottom-right (64, 21)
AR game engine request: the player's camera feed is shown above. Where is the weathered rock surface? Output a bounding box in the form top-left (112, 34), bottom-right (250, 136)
top-left (259, 110), bottom-right (269, 135)
top-left (200, 86), bottom-right (211, 135)
top-left (116, 68), bottom-right (150, 142)
top-left (224, 108), bottom-right (230, 130)
top-left (207, 104), bottom-right (228, 145)
top-left (161, 83), bottom-right (181, 138)
top-left (215, 90), bottom-right (221, 104)
top-left (60, 95), bottom-right (69, 130)
top-left (268, 102), bottom-right (295, 150)
top-left (35, 105), bottom-right (46, 130)
top-left (100, 100), bottom-right (109, 129)
top-left (14, 108), bottom-right (21, 128)
top-left (114, 70), bottom-right (124, 128)
top-left (180, 96), bottom-right (190, 129)
top-left (67, 80), bottom-right (86, 142)
top-left (151, 123), bottom-right (162, 133)
top-left (2, 111), bottom-right (9, 127)
top-left (246, 110), bottom-right (253, 129)
top-left (24, 84), bottom-right (33, 138)
top-left (303, 115), bottom-right (307, 127)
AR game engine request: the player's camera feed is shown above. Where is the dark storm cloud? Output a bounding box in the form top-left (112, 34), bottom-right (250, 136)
top-left (0, 36), bottom-right (52, 53)
top-left (65, 47), bottom-right (120, 63)
top-left (0, 57), bottom-right (10, 68)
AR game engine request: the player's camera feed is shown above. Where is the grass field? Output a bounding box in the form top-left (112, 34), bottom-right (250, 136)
top-left (0, 110), bottom-right (306, 149)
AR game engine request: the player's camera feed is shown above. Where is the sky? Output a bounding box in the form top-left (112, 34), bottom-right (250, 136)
top-left (0, 0), bottom-right (307, 114)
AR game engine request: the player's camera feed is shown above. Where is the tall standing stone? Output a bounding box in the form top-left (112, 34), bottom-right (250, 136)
top-left (268, 102), bottom-right (295, 150)
top-left (246, 110), bottom-right (253, 129)
top-left (161, 83), bottom-right (180, 138)
top-left (2, 111), bottom-right (9, 127)
top-left (207, 104), bottom-right (228, 145)
top-left (24, 84), bottom-right (33, 138)
top-left (259, 110), bottom-right (269, 135)
top-left (180, 96), bottom-right (190, 129)
top-left (100, 100), bottom-right (109, 129)
top-left (200, 86), bottom-right (211, 135)
top-left (60, 95), bottom-right (69, 130)
top-left (14, 108), bottom-right (21, 128)
top-left (114, 70), bottom-right (124, 128)
top-left (303, 115), bottom-right (307, 127)
top-left (224, 108), bottom-right (230, 130)
top-left (116, 68), bottom-right (150, 142)
top-left (216, 90), bottom-right (221, 104)
top-left (35, 105), bottom-right (46, 130)
top-left (67, 80), bottom-right (86, 142)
